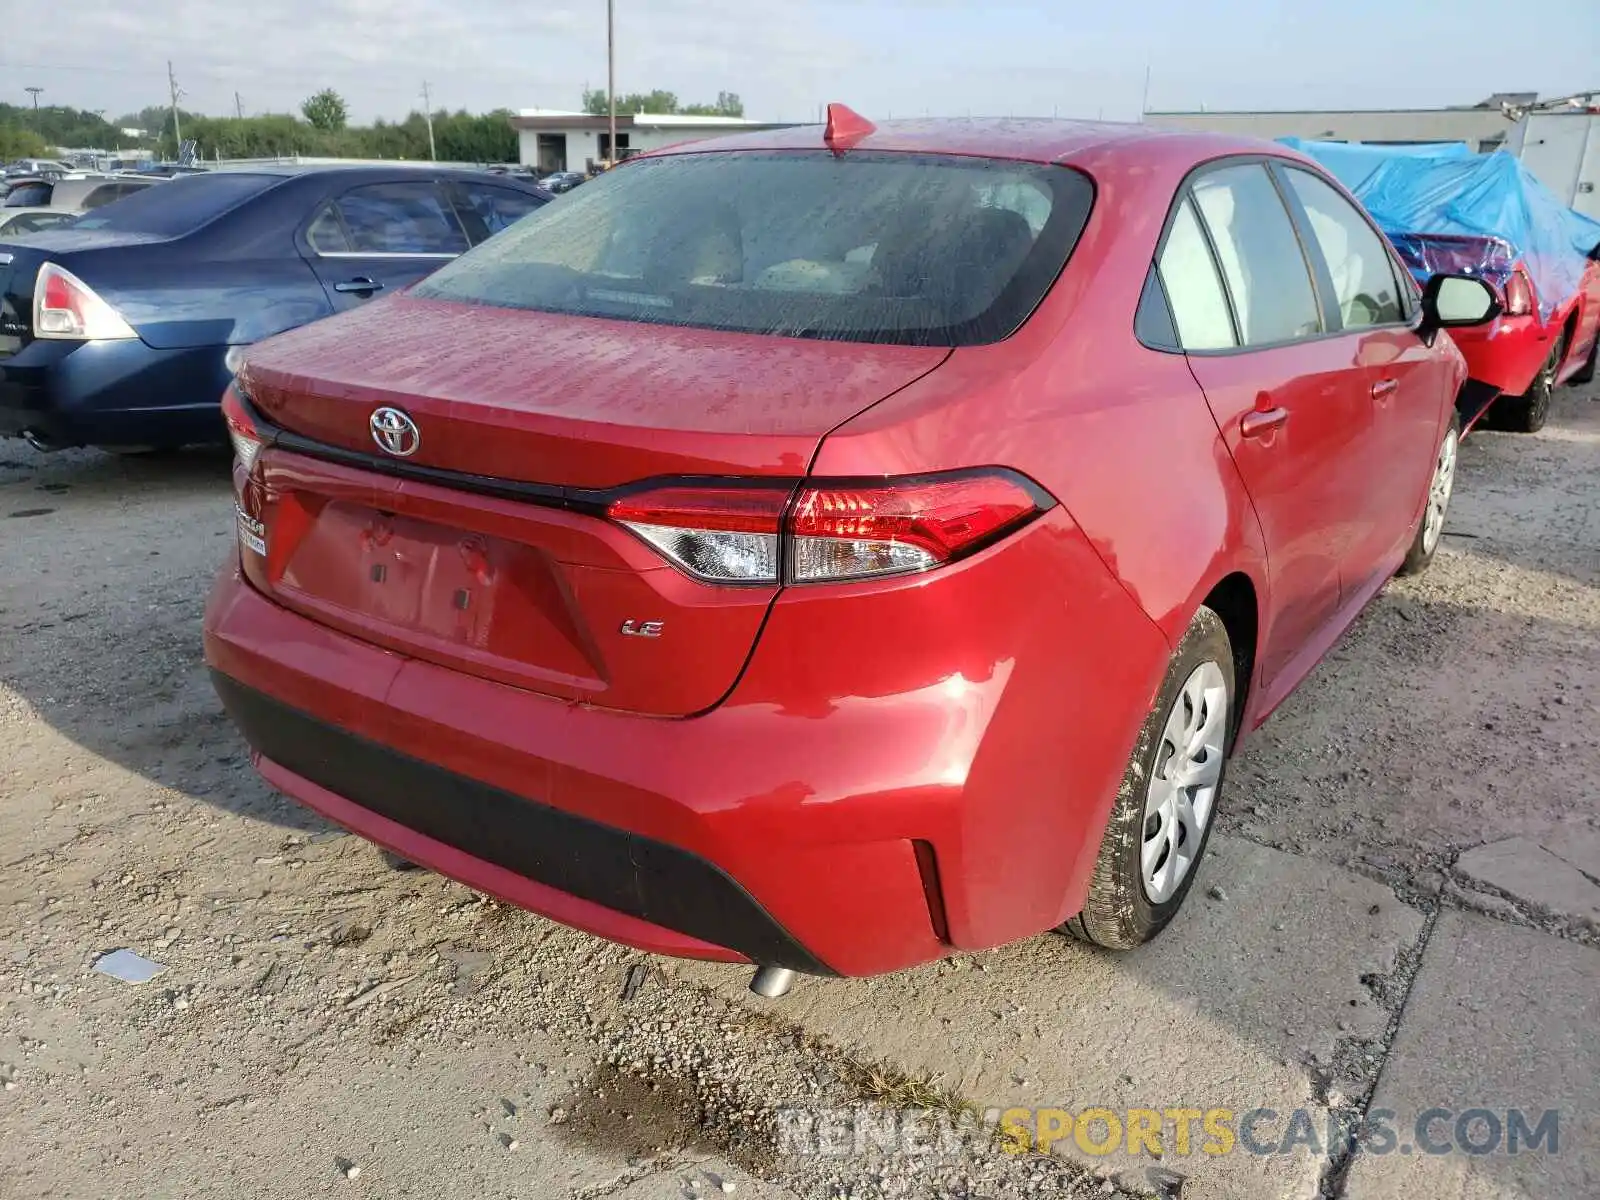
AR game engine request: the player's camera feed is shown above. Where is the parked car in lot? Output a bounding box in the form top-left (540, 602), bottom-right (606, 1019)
top-left (1287, 140), bottom-right (1600, 432)
top-left (0, 208), bottom-right (78, 237)
top-left (1387, 232), bottom-right (1600, 430)
top-left (3, 158), bottom-right (75, 180)
top-left (0, 166), bottom-right (549, 452)
top-left (0, 174), bottom-right (158, 212)
top-left (540, 170), bottom-right (586, 193)
top-left (204, 112), bottom-right (1500, 989)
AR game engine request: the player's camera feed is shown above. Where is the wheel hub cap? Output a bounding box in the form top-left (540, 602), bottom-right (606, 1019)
top-left (1140, 660), bottom-right (1228, 903)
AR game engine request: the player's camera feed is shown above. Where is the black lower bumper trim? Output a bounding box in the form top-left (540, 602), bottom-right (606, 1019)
top-left (210, 672), bottom-right (834, 975)
top-left (1457, 378), bottom-right (1502, 430)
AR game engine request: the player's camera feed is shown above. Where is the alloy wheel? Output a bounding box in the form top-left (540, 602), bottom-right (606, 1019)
top-left (1140, 660), bottom-right (1228, 903)
top-left (1421, 428), bottom-right (1459, 556)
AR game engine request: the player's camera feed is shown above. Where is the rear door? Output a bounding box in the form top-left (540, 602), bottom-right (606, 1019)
top-left (1276, 163), bottom-right (1447, 584)
top-left (301, 179), bottom-right (469, 311)
top-left (1161, 160), bottom-right (1376, 687)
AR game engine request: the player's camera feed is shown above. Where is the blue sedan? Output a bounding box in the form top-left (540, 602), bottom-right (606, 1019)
top-left (0, 166), bottom-right (548, 452)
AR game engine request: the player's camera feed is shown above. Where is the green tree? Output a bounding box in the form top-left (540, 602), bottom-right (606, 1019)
top-left (0, 124), bottom-right (51, 160)
top-left (432, 109), bottom-right (518, 163)
top-left (682, 91), bottom-right (744, 117)
top-left (583, 88), bottom-right (683, 116)
top-left (301, 89), bottom-right (349, 133)
top-left (0, 103), bottom-right (125, 151)
top-left (33, 91), bottom-right (519, 166)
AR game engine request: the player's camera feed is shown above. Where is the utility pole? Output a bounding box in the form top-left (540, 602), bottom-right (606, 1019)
top-left (235, 92), bottom-right (244, 119)
top-left (25, 86), bottom-right (43, 119)
top-left (167, 61), bottom-right (184, 153)
top-left (1141, 64), bottom-right (1152, 121)
top-left (420, 81), bottom-right (437, 161)
top-left (606, 0), bottom-right (616, 167)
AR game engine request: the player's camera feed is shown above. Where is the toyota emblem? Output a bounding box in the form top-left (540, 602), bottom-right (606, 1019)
top-left (369, 407), bottom-right (421, 457)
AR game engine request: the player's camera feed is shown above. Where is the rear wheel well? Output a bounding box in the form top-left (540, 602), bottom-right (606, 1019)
top-left (1201, 573), bottom-right (1258, 750)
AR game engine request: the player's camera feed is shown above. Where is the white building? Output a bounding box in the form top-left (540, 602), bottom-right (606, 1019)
top-left (1145, 94), bottom-right (1534, 153)
top-left (509, 109), bottom-right (792, 173)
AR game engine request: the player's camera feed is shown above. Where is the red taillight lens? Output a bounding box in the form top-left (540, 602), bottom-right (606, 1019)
top-left (609, 485), bottom-right (790, 582)
top-left (221, 381), bottom-right (263, 474)
top-left (221, 381), bottom-right (267, 558)
top-left (1504, 270), bottom-right (1534, 317)
top-left (33, 262), bottom-right (138, 340)
top-left (790, 472), bottom-right (1046, 582)
top-left (609, 470), bottom-right (1049, 584)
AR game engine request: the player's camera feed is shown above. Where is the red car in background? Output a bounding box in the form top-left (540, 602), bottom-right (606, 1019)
top-left (204, 111), bottom-right (1502, 992)
top-left (1389, 232), bottom-right (1600, 432)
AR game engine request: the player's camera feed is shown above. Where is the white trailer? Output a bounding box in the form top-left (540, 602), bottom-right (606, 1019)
top-left (1507, 111), bottom-right (1600, 219)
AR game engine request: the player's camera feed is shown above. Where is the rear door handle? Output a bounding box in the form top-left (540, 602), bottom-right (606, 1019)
top-left (1371, 378), bottom-right (1398, 400)
top-left (334, 277), bottom-right (384, 295)
top-left (1240, 407), bottom-right (1289, 438)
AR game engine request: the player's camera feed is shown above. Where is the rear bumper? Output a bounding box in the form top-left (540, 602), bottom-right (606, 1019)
top-left (0, 337), bottom-right (230, 448)
top-left (1447, 315), bottom-right (1557, 399)
top-left (203, 508), bottom-right (1169, 975)
top-left (212, 671), bottom-right (831, 971)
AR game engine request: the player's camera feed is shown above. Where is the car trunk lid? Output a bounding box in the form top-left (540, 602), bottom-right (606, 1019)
top-left (243, 295), bottom-right (947, 486)
top-left (235, 295), bottom-right (949, 715)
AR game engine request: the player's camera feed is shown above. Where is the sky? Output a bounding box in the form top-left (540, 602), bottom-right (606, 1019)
top-left (3, 0), bottom-right (1597, 127)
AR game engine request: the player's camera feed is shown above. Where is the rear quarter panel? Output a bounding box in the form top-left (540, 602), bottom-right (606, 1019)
top-left (1445, 312), bottom-right (1553, 396)
top-left (95, 176), bottom-right (334, 350)
top-left (810, 140), bottom-right (1274, 935)
top-left (101, 255), bottom-right (333, 349)
top-left (813, 138), bottom-right (1270, 660)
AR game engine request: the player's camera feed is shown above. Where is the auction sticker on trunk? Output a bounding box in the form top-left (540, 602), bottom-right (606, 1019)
top-left (235, 503), bottom-right (266, 556)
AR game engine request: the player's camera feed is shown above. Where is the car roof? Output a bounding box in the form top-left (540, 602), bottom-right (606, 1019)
top-left (652, 116), bottom-right (1305, 172)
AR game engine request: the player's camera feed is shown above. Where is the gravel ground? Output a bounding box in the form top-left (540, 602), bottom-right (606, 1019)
top-left (1221, 381), bottom-right (1600, 931)
top-left (1, 379), bottom-right (1596, 1199)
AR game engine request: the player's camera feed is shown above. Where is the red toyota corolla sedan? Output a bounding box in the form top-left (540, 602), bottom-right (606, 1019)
top-left (204, 110), bottom-right (1501, 993)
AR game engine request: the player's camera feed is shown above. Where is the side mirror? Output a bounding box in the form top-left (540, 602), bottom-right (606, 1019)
top-left (1418, 273), bottom-right (1502, 345)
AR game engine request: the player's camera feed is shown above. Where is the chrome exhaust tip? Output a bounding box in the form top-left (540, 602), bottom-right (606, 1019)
top-left (21, 429), bottom-right (56, 452)
top-left (749, 966), bottom-right (796, 999)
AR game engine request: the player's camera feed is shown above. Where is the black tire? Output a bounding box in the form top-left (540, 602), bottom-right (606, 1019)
top-left (1063, 607), bottom-right (1234, 950)
top-left (1397, 414), bottom-right (1460, 577)
top-left (380, 849), bottom-right (423, 871)
top-left (1570, 335), bottom-right (1596, 386)
top-left (1491, 334), bottom-right (1563, 433)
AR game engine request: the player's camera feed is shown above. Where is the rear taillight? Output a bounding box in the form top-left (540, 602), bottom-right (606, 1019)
top-left (221, 379), bottom-right (267, 558)
top-left (790, 474), bottom-right (1044, 582)
top-left (32, 262), bottom-right (137, 340)
top-left (1504, 270), bottom-right (1534, 317)
top-left (221, 379), bottom-right (263, 473)
top-left (609, 469), bottom-right (1050, 585)
top-left (609, 485), bottom-right (788, 582)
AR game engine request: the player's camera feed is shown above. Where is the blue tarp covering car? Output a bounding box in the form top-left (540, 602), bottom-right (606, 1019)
top-left (1280, 138), bottom-right (1600, 323)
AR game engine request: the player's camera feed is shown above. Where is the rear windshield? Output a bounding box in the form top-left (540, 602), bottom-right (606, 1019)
top-left (412, 151), bottom-right (1094, 346)
top-left (70, 173), bottom-right (280, 236)
top-left (3, 182), bottom-right (52, 208)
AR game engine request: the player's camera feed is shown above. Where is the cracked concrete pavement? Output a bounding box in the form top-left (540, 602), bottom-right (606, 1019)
top-left (2, 383), bottom-right (1598, 1199)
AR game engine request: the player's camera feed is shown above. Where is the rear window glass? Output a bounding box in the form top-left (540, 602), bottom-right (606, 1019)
top-left (3, 183), bottom-right (52, 208)
top-left (412, 152), bottom-right (1094, 346)
top-left (71, 173), bottom-right (280, 236)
